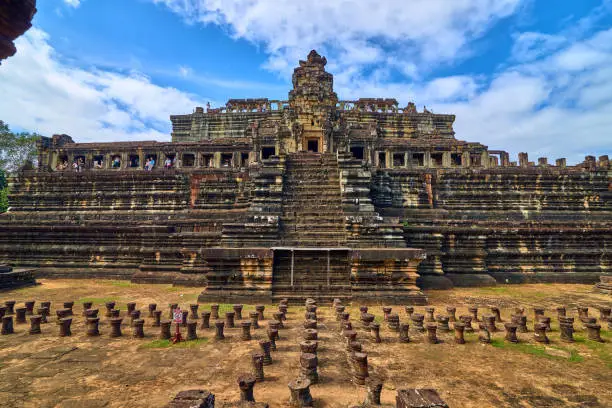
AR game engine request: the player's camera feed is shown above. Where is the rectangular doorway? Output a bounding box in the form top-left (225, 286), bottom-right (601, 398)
top-left (307, 139), bottom-right (319, 153)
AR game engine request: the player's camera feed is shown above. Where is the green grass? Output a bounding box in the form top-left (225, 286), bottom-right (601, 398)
top-left (109, 280), bottom-right (135, 288)
top-left (574, 334), bottom-right (612, 368)
top-left (139, 338), bottom-right (208, 349)
top-left (490, 338), bottom-right (583, 362)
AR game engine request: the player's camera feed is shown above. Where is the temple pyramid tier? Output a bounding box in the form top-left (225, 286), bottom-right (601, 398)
top-left (1, 50), bottom-right (610, 303)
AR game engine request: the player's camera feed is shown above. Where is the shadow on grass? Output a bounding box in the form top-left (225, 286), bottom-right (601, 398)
top-left (490, 338), bottom-right (583, 363)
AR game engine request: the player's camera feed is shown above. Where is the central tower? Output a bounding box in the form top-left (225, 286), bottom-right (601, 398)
top-left (288, 50), bottom-right (338, 153)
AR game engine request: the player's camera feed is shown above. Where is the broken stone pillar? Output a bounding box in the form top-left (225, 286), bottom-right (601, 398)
top-left (344, 329), bottom-right (358, 351)
top-left (200, 311), bottom-right (211, 329)
top-left (1, 316), bottom-right (14, 335)
top-left (352, 352), bottom-right (369, 385)
top-left (252, 352), bottom-right (265, 382)
top-left (256, 305), bottom-right (265, 321)
top-left (383, 307), bottom-right (392, 321)
top-left (436, 315), bottom-right (450, 333)
top-left (249, 311), bottom-right (259, 329)
top-left (273, 312), bottom-right (284, 328)
top-left (56, 308), bottom-right (71, 320)
top-left (424, 307), bottom-right (435, 322)
top-left (399, 323), bottom-right (410, 343)
top-left (533, 307), bottom-right (545, 321)
top-left (504, 323), bottom-right (519, 343)
top-left (278, 304), bottom-right (288, 320)
top-left (360, 306), bottom-right (368, 315)
top-left (110, 309), bottom-right (120, 318)
top-left (105, 301), bottom-right (115, 317)
top-left (238, 374), bottom-right (256, 402)
top-left (81, 301), bottom-right (92, 316)
top-left (241, 321), bottom-right (252, 341)
top-left (396, 389), bottom-right (449, 408)
top-left (37, 307), bottom-right (49, 323)
top-left (15, 307), bottom-right (26, 324)
top-left (187, 321), bottom-right (198, 341)
top-left (152, 310), bottom-right (162, 327)
top-left (411, 313), bottom-right (425, 333)
top-left (478, 324), bottom-right (491, 344)
top-left (426, 323), bottom-right (438, 344)
top-left (210, 304), bottom-right (219, 320)
top-left (167, 303), bottom-right (178, 320)
top-left (131, 310), bottom-right (141, 327)
top-left (336, 305), bottom-right (345, 320)
top-left (166, 390), bottom-right (215, 407)
top-left (599, 307), bottom-right (611, 321)
top-left (233, 304), bottom-right (243, 320)
top-left (364, 376), bottom-right (383, 406)
top-left (85, 309), bottom-right (99, 319)
top-left (537, 316), bottom-right (551, 332)
top-left (25, 301), bottom-right (35, 315)
top-left (4, 300), bottom-right (16, 315)
top-left (559, 317), bottom-right (575, 342)
top-left (58, 317), bottom-right (72, 337)
top-left (303, 329), bottom-right (318, 341)
top-left (556, 307), bottom-right (566, 319)
top-left (405, 306), bottom-right (414, 318)
top-left (267, 328), bottom-right (278, 350)
top-left (160, 320), bottom-right (171, 339)
top-left (459, 315), bottom-right (473, 333)
top-left (534, 323), bottom-right (549, 343)
top-left (446, 307), bottom-right (456, 322)
top-left (454, 322), bottom-right (465, 344)
top-left (371, 323), bottom-right (382, 343)
top-left (511, 314), bottom-right (528, 333)
top-left (133, 319), bottom-right (145, 338)
top-left (387, 313), bottom-right (400, 332)
top-left (269, 320), bottom-right (281, 333)
top-left (110, 318), bottom-right (122, 337)
top-left (490, 307), bottom-right (503, 323)
top-left (259, 340), bottom-right (272, 365)
top-left (126, 302), bottom-right (136, 316)
top-left (468, 307), bottom-right (480, 322)
top-left (148, 303), bottom-right (157, 318)
top-left (556, 158), bottom-right (566, 167)
top-left (288, 377), bottom-right (313, 407)
top-left (586, 323), bottom-right (604, 342)
top-left (300, 340), bottom-right (318, 354)
top-left (483, 315), bottom-right (498, 333)
top-left (87, 317), bottom-right (100, 336)
top-left (214, 320), bottom-right (225, 340)
top-left (304, 319), bottom-right (317, 329)
top-left (519, 152), bottom-right (529, 167)
top-left (225, 312), bottom-right (235, 329)
top-left (300, 352), bottom-right (318, 384)
top-left (180, 310), bottom-right (189, 327)
top-left (341, 320), bottom-right (353, 336)
top-left (190, 304), bottom-right (199, 320)
top-left (63, 302), bottom-right (74, 316)
top-left (581, 317), bottom-right (596, 330)
top-left (361, 313), bottom-right (375, 331)
top-left (29, 315), bottom-right (42, 334)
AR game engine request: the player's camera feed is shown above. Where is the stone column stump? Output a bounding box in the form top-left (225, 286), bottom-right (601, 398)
top-left (186, 321), bottom-right (198, 340)
top-left (238, 374), bottom-right (256, 402)
top-left (411, 314), bottom-right (425, 333)
top-left (399, 323), bottom-right (410, 343)
top-left (436, 315), bottom-right (450, 333)
top-left (148, 303), bottom-right (157, 318)
top-left (25, 301), bottom-right (35, 315)
top-left (1, 316), bottom-right (14, 335)
top-left (225, 312), bottom-right (235, 329)
top-left (63, 302), bottom-right (74, 316)
top-left (424, 307), bottom-right (435, 322)
top-left (249, 311), bottom-right (259, 329)
top-left (4, 300), bottom-right (16, 315)
top-left (259, 340), bottom-right (272, 365)
top-left (105, 301), bottom-right (115, 317)
top-left (233, 304), bottom-right (243, 320)
top-left (58, 317), bottom-right (72, 337)
top-left (459, 315), bottom-right (473, 333)
top-left (426, 323), bottom-right (438, 344)
top-left (252, 352), bottom-right (265, 381)
top-left (586, 323), bottom-right (604, 342)
top-left (300, 340), bottom-right (318, 354)
top-left (300, 352), bottom-right (318, 383)
top-left (468, 307), bottom-right (480, 322)
top-left (152, 310), bottom-right (162, 327)
top-left (303, 329), bottom-right (318, 341)
top-left (15, 307), bottom-right (27, 324)
top-left (214, 320), bottom-right (225, 340)
top-left (109, 318), bottom-right (122, 337)
top-left (288, 377), bottom-right (313, 407)
top-left (504, 323), bottom-right (519, 343)
top-left (160, 320), bottom-right (172, 339)
top-left (371, 323), bottom-right (382, 343)
top-left (255, 305), bottom-right (265, 321)
top-left (29, 315), bottom-right (42, 334)
top-left (241, 321), bottom-right (252, 341)
top-left (200, 311), bottom-right (211, 329)
top-left (534, 323), bottom-right (549, 343)
top-left (352, 352), bottom-right (369, 385)
top-left (37, 307), bottom-right (49, 323)
top-left (491, 307), bottom-right (503, 322)
top-left (454, 322), bottom-right (465, 344)
top-left (169, 303), bottom-right (178, 319)
top-left (87, 317), bottom-right (100, 336)
top-left (81, 302), bottom-right (92, 316)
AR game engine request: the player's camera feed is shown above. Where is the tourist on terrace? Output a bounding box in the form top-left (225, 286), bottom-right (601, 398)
top-left (112, 157), bottom-right (120, 168)
top-left (164, 157), bottom-right (172, 168)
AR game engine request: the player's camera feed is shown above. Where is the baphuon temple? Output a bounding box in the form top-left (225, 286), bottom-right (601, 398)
top-left (1, 51), bottom-right (610, 303)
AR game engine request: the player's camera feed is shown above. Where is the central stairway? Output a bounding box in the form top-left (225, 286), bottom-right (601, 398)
top-left (272, 152), bottom-right (351, 303)
top-left (280, 152), bottom-right (347, 247)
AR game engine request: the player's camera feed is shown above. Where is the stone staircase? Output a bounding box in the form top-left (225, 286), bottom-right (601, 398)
top-left (280, 152), bottom-right (347, 247)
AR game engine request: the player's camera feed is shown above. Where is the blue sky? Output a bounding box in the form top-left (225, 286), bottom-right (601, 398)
top-left (1, 0), bottom-right (611, 164)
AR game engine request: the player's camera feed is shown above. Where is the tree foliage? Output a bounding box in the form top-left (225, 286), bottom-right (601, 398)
top-left (0, 120), bottom-right (41, 174)
top-left (0, 121), bottom-right (41, 213)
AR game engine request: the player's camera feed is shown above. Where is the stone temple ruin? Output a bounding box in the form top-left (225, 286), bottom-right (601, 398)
top-left (1, 50), bottom-right (610, 303)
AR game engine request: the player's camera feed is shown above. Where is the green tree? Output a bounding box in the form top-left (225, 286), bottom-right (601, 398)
top-left (0, 121), bottom-right (41, 213)
top-left (0, 120), bottom-right (41, 173)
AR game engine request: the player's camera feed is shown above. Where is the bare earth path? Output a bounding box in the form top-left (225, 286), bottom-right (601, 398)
top-left (0, 280), bottom-right (610, 407)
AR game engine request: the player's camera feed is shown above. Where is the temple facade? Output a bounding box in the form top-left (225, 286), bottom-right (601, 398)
top-left (2, 51), bottom-right (610, 303)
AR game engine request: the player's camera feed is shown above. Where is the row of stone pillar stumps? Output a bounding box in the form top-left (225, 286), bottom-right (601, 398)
top-left (354, 304), bottom-right (610, 347)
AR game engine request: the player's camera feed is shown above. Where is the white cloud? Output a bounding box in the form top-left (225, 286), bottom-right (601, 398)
top-left (64, 0), bottom-right (82, 8)
top-left (151, 0), bottom-right (524, 78)
top-left (0, 28), bottom-right (206, 143)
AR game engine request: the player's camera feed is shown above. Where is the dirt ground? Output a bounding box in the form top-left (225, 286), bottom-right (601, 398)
top-left (0, 280), bottom-right (610, 408)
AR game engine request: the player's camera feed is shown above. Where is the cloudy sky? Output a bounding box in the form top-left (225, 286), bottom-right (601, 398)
top-left (1, 0), bottom-right (611, 164)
